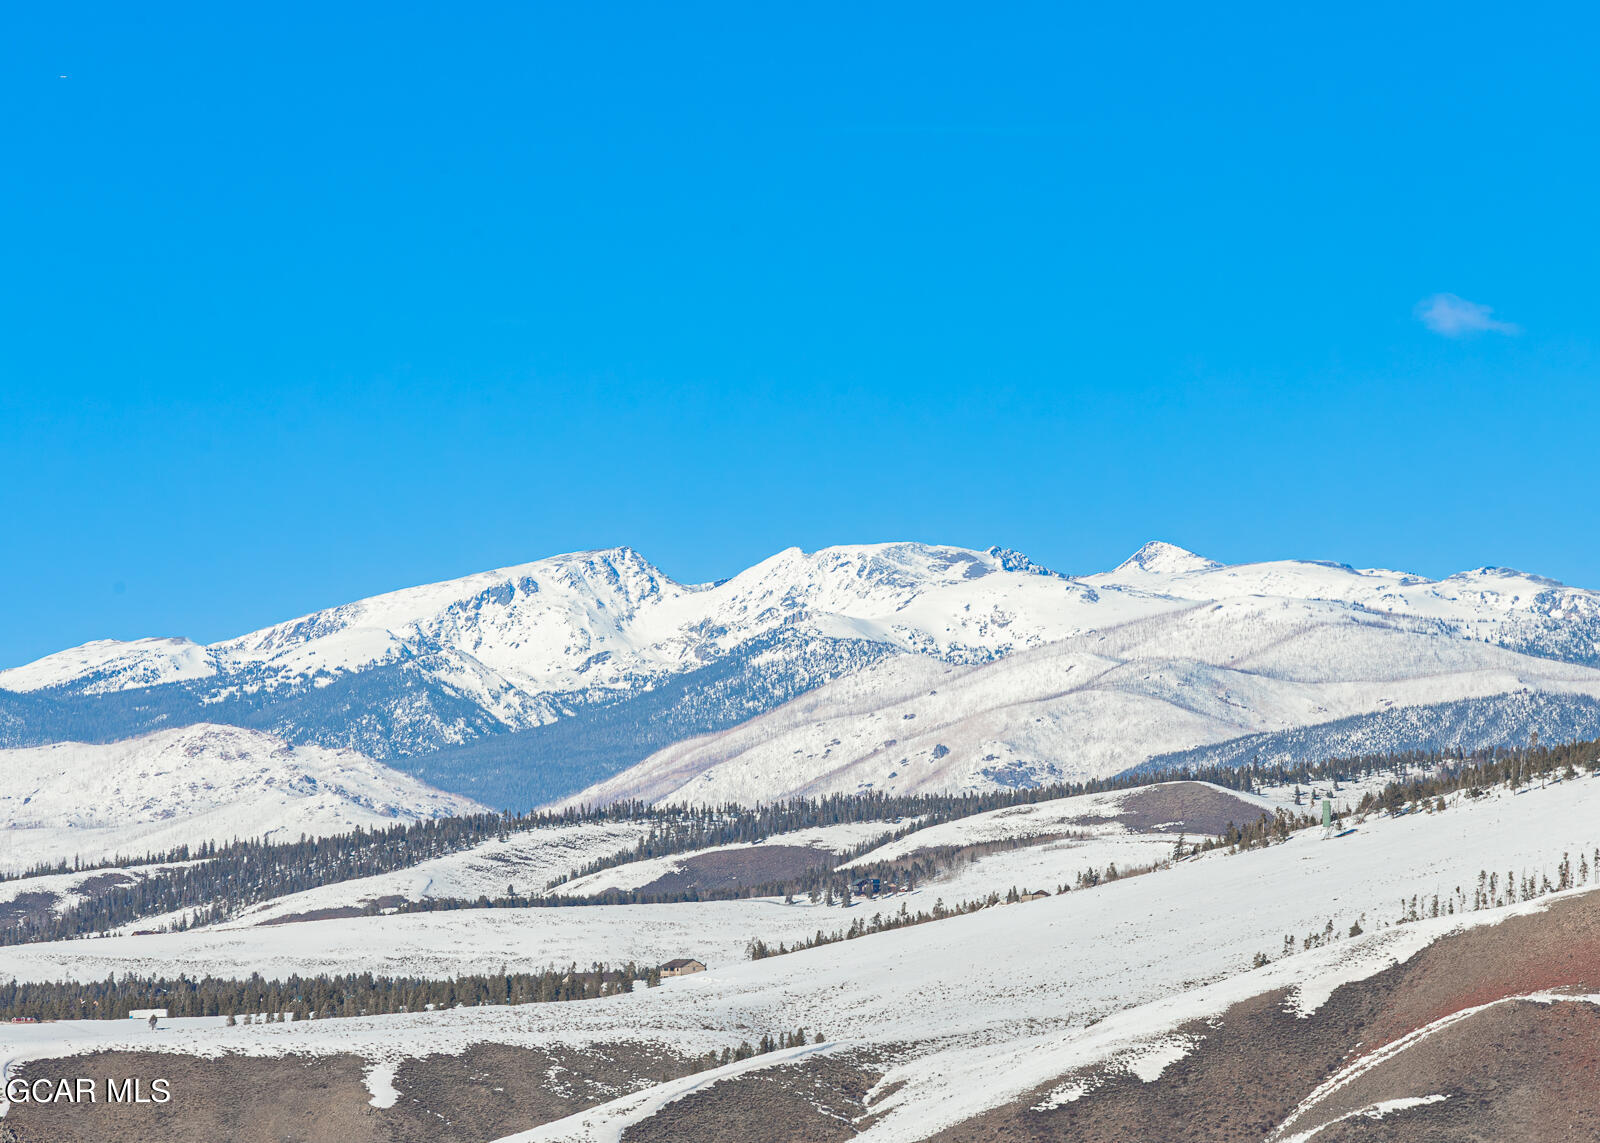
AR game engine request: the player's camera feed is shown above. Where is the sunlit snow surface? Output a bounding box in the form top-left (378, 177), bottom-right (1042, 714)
top-left (567, 593), bottom-right (1600, 805)
top-left (6, 542), bottom-right (1600, 797)
top-left (0, 724), bottom-right (483, 871)
top-left (4, 777), bottom-right (1600, 1140)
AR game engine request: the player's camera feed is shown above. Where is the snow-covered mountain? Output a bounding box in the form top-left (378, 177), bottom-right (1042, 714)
top-left (1086, 541), bottom-right (1600, 666)
top-left (0, 545), bottom-right (1147, 806)
top-left (0, 544), bottom-right (1110, 702)
top-left (0, 636), bottom-right (215, 695)
top-left (4, 540), bottom-right (1600, 808)
top-left (0, 724), bottom-right (484, 871)
top-left (560, 595), bottom-right (1600, 807)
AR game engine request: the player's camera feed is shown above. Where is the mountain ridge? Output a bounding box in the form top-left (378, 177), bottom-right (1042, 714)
top-left (5, 540), bottom-right (1600, 808)
top-left (556, 595), bottom-right (1600, 808)
top-left (0, 723), bottom-right (485, 872)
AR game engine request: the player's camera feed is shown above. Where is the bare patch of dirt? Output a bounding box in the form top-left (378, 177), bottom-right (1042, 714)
top-left (0, 891), bottom-right (61, 928)
top-left (2, 1050), bottom-right (380, 1143)
top-left (1303, 999), bottom-right (1600, 1142)
top-left (922, 887), bottom-right (1600, 1142)
top-left (386, 1041), bottom-right (703, 1143)
top-left (72, 872), bottom-right (138, 896)
top-left (924, 984), bottom-right (1380, 1143)
top-left (2, 1041), bottom-right (702, 1143)
top-left (633, 845), bottom-right (838, 896)
top-left (257, 897), bottom-right (409, 926)
top-left (1360, 886), bottom-right (1600, 1048)
top-left (1, 873), bottom-right (151, 930)
top-left (621, 1050), bottom-right (884, 1143)
top-left (256, 906), bottom-right (370, 925)
top-left (1114, 782), bottom-right (1269, 836)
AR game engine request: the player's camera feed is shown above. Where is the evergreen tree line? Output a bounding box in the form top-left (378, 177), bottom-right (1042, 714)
top-left (383, 830), bottom-right (1094, 919)
top-left (9, 733), bottom-right (1596, 945)
top-left (1068, 856), bottom-right (1164, 890)
top-left (686, 1028), bottom-right (825, 1072)
top-left (1392, 847), bottom-right (1600, 926)
top-left (1196, 808), bottom-right (1320, 853)
top-left (1350, 735), bottom-right (1600, 816)
top-left (750, 851), bottom-right (1203, 962)
top-left (0, 963), bottom-right (658, 1022)
top-left (0, 766), bottom-right (1258, 943)
top-left (746, 896), bottom-right (997, 959)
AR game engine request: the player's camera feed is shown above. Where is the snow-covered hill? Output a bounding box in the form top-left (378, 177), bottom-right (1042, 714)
top-left (564, 596), bottom-right (1600, 806)
top-left (0, 724), bottom-right (484, 871)
top-left (0, 636), bottom-right (215, 695)
top-left (7, 769), bottom-right (1600, 1141)
top-left (5, 540), bottom-right (1600, 808)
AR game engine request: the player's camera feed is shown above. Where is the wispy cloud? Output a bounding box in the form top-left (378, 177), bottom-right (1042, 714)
top-left (1415, 293), bottom-right (1521, 338)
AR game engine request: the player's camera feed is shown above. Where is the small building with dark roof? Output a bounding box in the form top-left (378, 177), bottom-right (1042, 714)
top-left (661, 958), bottom-right (706, 977)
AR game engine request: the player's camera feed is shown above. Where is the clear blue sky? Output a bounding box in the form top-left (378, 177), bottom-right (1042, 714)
top-left (3, 3), bottom-right (1597, 668)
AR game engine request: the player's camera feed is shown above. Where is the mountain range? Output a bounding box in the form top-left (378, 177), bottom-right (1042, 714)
top-left (4, 541), bottom-right (1600, 809)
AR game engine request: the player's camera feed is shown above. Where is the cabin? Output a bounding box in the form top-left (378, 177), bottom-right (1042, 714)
top-left (853, 877), bottom-right (882, 897)
top-left (1018, 890), bottom-right (1051, 903)
top-left (660, 958), bottom-right (706, 978)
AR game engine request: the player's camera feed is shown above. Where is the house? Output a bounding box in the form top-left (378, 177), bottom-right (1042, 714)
top-left (852, 877), bottom-right (882, 896)
top-left (1018, 890), bottom-right (1051, 903)
top-left (660, 959), bottom-right (706, 978)
top-left (128, 1008), bottom-right (168, 1020)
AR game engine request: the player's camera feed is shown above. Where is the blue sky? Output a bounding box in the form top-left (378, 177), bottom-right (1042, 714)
top-left (3, 3), bottom-right (1597, 667)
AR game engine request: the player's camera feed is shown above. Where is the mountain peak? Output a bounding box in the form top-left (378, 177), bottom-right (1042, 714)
top-left (1113, 541), bottom-right (1221, 577)
top-left (0, 635), bottom-right (214, 695)
top-left (1445, 566), bottom-right (1567, 589)
top-left (984, 547), bottom-right (1065, 578)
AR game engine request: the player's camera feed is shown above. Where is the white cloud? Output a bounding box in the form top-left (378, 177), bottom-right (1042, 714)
top-left (1415, 293), bottom-right (1521, 337)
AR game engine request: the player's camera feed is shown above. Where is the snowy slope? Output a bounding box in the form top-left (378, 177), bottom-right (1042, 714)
top-left (6, 768), bottom-right (1600, 1143)
top-left (564, 597), bottom-right (1600, 806)
top-left (0, 724), bottom-right (484, 871)
top-left (550, 821), bottom-right (905, 899)
top-left (839, 783), bottom-right (1274, 864)
top-left (223, 821), bottom-right (658, 926)
top-left (0, 897), bottom-right (837, 983)
top-left (6, 540), bottom-right (1600, 806)
top-left (0, 636), bottom-right (214, 694)
top-left (0, 545), bottom-right (1116, 702)
top-left (1086, 541), bottom-right (1600, 666)
top-left (0, 545), bottom-right (1151, 786)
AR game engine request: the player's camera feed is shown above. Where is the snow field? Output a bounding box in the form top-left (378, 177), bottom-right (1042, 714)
top-left (0, 897), bottom-right (847, 983)
top-left (4, 774), bottom-right (1600, 1141)
top-left (551, 821), bottom-right (905, 898)
top-left (572, 595), bottom-right (1600, 806)
top-left (902, 833), bottom-right (1183, 905)
top-left (0, 725), bottom-right (484, 872)
top-left (841, 783), bottom-right (1274, 864)
top-left (228, 820), bottom-right (657, 926)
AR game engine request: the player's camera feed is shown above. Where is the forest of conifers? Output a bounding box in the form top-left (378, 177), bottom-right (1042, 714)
top-left (2, 735), bottom-right (1596, 947)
